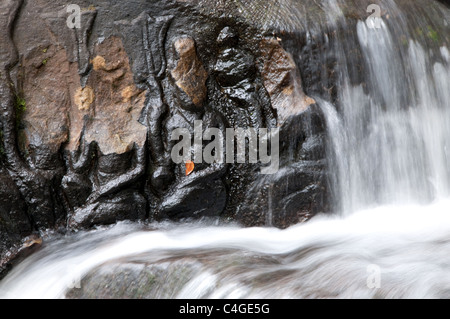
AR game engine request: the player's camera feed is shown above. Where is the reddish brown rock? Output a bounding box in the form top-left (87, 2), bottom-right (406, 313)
top-left (259, 38), bottom-right (315, 124)
top-left (171, 37), bottom-right (208, 108)
top-left (19, 45), bottom-right (80, 161)
top-left (20, 37), bottom-right (147, 156)
top-left (82, 36), bottom-right (147, 155)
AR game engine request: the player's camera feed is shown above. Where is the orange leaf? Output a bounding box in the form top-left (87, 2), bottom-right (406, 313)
top-left (185, 160), bottom-right (194, 176)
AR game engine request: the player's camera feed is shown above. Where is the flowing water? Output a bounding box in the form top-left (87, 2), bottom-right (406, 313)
top-left (1, 0), bottom-right (450, 298)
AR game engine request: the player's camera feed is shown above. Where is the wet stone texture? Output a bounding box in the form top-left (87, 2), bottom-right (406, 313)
top-left (66, 260), bottom-right (203, 299)
top-left (0, 0), bottom-right (330, 272)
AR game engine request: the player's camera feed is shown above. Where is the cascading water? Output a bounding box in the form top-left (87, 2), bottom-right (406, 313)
top-left (321, 1), bottom-right (450, 214)
top-left (1, 0), bottom-right (450, 299)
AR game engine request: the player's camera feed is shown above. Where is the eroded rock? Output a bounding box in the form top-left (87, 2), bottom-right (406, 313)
top-left (74, 86), bottom-right (95, 111)
top-left (83, 36), bottom-right (147, 156)
top-left (171, 37), bottom-right (208, 108)
top-left (0, 0), bottom-right (330, 274)
top-left (0, 170), bottom-right (30, 279)
top-left (235, 105), bottom-right (328, 228)
top-left (259, 38), bottom-right (316, 124)
top-left (18, 45), bottom-right (76, 168)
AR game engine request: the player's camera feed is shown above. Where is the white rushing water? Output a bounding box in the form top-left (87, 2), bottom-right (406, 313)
top-left (2, 201), bottom-right (450, 299)
top-left (1, 0), bottom-right (450, 298)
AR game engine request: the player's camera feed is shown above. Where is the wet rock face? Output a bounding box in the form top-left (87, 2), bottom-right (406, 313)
top-left (259, 38), bottom-right (316, 124)
top-left (0, 0), bottom-right (329, 268)
top-left (81, 36), bottom-right (147, 155)
top-left (171, 37), bottom-right (208, 109)
top-left (0, 171), bottom-right (31, 279)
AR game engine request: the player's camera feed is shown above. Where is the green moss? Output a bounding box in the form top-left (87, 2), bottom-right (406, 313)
top-left (16, 96), bottom-right (26, 109)
top-left (16, 96), bottom-right (26, 116)
top-left (427, 26), bottom-right (439, 42)
top-left (15, 95), bottom-right (26, 131)
top-left (400, 35), bottom-right (409, 46)
top-left (42, 58), bottom-right (48, 65)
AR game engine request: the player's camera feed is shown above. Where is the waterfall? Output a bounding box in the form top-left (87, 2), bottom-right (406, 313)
top-left (323, 30), bottom-right (450, 213)
top-left (314, 0), bottom-right (450, 214)
top-left (1, 0), bottom-right (450, 299)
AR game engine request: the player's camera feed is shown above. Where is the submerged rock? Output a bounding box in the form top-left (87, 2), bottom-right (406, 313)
top-left (66, 260), bottom-right (203, 299)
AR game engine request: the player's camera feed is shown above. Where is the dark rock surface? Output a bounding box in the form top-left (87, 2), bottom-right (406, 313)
top-left (0, 0), bottom-right (330, 272)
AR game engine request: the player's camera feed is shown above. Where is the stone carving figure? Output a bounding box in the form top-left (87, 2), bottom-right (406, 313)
top-left (213, 26), bottom-right (277, 130)
top-left (155, 35), bottom-right (228, 219)
top-left (64, 136), bottom-right (147, 228)
top-left (62, 88), bottom-right (148, 228)
top-left (117, 13), bottom-right (228, 219)
top-left (62, 62), bottom-right (148, 228)
top-left (45, 6), bottom-right (149, 228)
top-left (42, 6), bottom-right (97, 79)
top-left (137, 14), bottom-right (175, 195)
top-left (61, 119), bottom-right (95, 215)
top-left (0, 0), bottom-right (64, 230)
